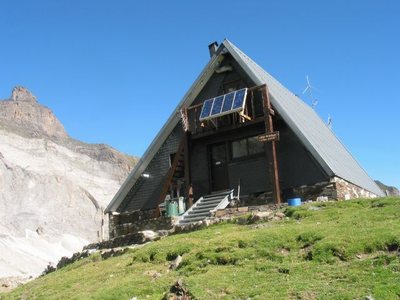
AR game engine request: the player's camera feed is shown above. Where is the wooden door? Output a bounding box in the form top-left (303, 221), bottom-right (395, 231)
top-left (209, 143), bottom-right (229, 191)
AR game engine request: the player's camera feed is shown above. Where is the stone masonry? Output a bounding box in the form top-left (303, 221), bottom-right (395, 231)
top-left (109, 209), bottom-right (174, 239)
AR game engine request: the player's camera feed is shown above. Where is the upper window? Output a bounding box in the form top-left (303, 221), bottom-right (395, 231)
top-left (231, 136), bottom-right (264, 159)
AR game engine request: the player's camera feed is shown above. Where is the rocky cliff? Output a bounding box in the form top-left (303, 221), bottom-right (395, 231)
top-left (0, 87), bottom-right (137, 283)
top-left (375, 180), bottom-right (400, 197)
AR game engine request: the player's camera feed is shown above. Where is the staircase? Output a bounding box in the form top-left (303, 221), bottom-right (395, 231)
top-left (178, 190), bottom-right (233, 225)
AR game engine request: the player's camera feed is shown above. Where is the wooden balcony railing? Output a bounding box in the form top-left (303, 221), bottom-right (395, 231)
top-left (186, 85), bottom-right (266, 136)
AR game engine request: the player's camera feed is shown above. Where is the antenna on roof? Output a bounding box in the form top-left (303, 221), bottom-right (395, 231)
top-left (302, 75), bottom-right (318, 109)
top-left (327, 114), bottom-right (333, 129)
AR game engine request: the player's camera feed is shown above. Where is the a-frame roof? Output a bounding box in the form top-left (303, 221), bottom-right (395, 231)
top-left (106, 40), bottom-right (383, 213)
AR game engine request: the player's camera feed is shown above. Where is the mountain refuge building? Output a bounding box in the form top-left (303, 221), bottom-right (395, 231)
top-left (105, 40), bottom-right (383, 238)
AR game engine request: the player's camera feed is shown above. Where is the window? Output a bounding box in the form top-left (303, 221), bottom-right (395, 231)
top-left (231, 139), bottom-right (247, 159)
top-left (248, 136), bottom-right (264, 155)
top-left (169, 153), bottom-right (176, 167)
top-left (231, 136), bottom-right (264, 159)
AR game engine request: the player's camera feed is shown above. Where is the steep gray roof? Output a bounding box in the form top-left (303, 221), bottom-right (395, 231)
top-left (223, 40), bottom-right (383, 196)
top-left (106, 40), bottom-right (383, 212)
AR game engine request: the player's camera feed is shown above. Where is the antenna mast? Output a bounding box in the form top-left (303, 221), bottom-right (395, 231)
top-left (302, 75), bottom-right (318, 109)
top-left (327, 114), bottom-right (333, 129)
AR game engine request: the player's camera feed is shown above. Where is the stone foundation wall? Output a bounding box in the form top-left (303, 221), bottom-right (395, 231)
top-left (250, 177), bottom-right (379, 204)
top-left (332, 177), bottom-right (378, 200)
top-left (291, 177), bottom-right (378, 202)
top-left (109, 209), bottom-right (173, 239)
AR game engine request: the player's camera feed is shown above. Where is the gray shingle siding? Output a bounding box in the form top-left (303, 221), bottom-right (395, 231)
top-left (119, 124), bottom-right (183, 212)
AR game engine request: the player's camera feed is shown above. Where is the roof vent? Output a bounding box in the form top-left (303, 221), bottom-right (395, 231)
top-left (208, 41), bottom-right (218, 57)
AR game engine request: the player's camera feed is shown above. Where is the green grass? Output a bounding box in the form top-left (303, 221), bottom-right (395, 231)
top-left (2, 197), bottom-right (400, 299)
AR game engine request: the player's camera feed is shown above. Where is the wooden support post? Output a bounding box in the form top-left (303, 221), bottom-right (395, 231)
top-left (183, 131), bottom-right (192, 206)
top-left (182, 107), bottom-right (192, 207)
top-left (261, 85), bottom-right (281, 205)
top-left (188, 184), bottom-right (194, 208)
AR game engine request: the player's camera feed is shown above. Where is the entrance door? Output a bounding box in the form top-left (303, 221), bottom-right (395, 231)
top-left (210, 143), bottom-right (229, 191)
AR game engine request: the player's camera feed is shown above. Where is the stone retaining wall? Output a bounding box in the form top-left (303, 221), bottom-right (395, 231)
top-left (288, 177), bottom-right (378, 202)
top-left (333, 177), bottom-right (378, 200)
top-left (109, 209), bottom-right (173, 239)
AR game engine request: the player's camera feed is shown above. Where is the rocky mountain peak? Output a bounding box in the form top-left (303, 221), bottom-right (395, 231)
top-left (0, 86), bottom-right (138, 280)
top-left (0, 86), bottom-right (67, 138)
top-left (11, 86), bottom-right (37, 103)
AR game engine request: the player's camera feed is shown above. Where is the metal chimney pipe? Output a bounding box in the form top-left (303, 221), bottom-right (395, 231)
top-left (208, 41), bottom-right (218, 57)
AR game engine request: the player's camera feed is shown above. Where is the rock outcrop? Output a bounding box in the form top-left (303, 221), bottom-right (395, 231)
top-left (0, 86), bottom-right (137, 281)
top-left (0, 86), bottom-right (67, 138)
top-left (375, 180), bottom-right (400, 196)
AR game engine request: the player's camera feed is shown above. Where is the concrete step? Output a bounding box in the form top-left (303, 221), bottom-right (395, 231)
top-left (196, 199), bottom-right (222, 207)
top-left (180, 215), bottom-right (208, 223)
top-left (187, 210), bottom-right (211, 216)
top-left (190, 205), bottom-right (217, 213)
top-left (202, 195), bottom-right (229, 201)
top-left (200, 196), bottom-right (226, 202)
top-left (178, 190), bottom-right (233, 225)
top-left (204, 191), bottom-right (231, 198)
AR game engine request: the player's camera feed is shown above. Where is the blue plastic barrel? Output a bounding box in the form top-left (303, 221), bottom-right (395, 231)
top-left (288, 197), bottom-right (301, 206)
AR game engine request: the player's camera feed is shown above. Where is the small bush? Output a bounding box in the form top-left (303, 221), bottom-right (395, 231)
top-left (148, 248), bottom-right (160, 261)
top-left (365, 235), bottom-right (400, 253)
top-left (215, 254), bottom-right (238, 265)
top-left (215, 246), bottom-right (232, 253)
top-left (370, 198), bottom-right (396, 209)
top-left (278, 267), bottom-right (290, 274)
top-left (132, 251), bottom-right (150, 263)
top-left (89, 252), bottom-right (102, 263)
top-left (237, 239), bottom-right (248, 249)
top-left (285, 207), bottom-right (312, 219)
top-left (166, 244), bottom-right (192, 261)
top-left (296, 231), bottom-right (324, 248)
top-left (373, 254), bottom-right (398, 267)
top-left (254, 262), bottom-right (271, 272)
top-left (233, 213), bottom-right (253, 225)
top-left (385, 237), bottom-right (400, 252)
top-left (311, 243), bottom-right (348, 263)
top-left (257, 249), bottom-right (284, 263)
top-left (371, 201), bottom-right (385, 208)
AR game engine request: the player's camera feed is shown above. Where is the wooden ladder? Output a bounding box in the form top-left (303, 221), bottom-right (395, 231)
top-left (156, 136), bottom-right (187, 216)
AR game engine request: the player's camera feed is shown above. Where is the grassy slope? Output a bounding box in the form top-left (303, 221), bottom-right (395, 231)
top-left (2, 198), bottom-right (400, 300)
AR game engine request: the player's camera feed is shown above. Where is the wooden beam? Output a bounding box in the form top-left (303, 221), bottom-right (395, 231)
top-left (183, 130), bottom-right (192, 208)
top-left (191, 116), bottom-right (265, 140)
top-left (239, 112), bottom-right (252, 121)
top-left (261, 85), bottom-right (282, 205)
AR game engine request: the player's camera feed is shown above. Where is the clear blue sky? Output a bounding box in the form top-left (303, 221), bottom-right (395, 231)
top-left (0, 1), bottom-right (399, 187)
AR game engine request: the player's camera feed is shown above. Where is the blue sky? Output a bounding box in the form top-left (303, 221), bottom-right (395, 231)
top-left (0, 1), bottom-right (399, 187)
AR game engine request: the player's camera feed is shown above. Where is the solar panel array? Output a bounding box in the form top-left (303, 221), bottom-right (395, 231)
top-left (199, 88), bottom-right (248, 121)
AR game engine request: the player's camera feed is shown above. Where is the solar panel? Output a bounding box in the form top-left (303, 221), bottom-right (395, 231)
top-left (199, 99), bottom-right (214, 120)
top-left (211, 95), bottom-right (224, 115)
top-left (199, 88), bottom-right (248, 121)
top-left (232, 88), bottom-right (247, 110)
top-left (221, 92), bottom-right (235, 113)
